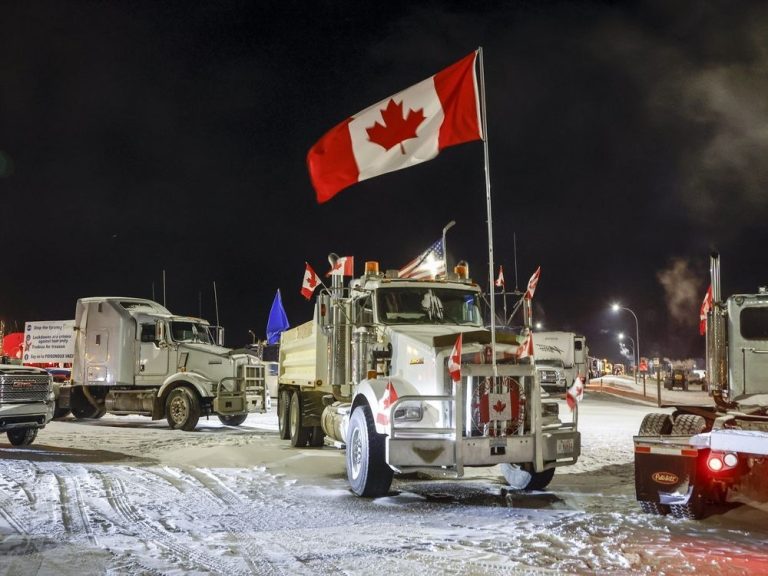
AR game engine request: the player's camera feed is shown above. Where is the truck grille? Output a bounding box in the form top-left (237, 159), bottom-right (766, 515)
top-left (0, 374), bottom-right (51, 403)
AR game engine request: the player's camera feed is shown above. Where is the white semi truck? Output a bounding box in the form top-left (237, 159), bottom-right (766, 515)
top-left (278, 256), bottom-right (580, 497)
top-left (59, 297), bottom-right (268, 430)
top-left (634, 253), bottom-right (768, 519)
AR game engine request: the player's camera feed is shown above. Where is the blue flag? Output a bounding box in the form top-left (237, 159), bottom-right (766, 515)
top-left (266, 289), bottom-right (290, 344)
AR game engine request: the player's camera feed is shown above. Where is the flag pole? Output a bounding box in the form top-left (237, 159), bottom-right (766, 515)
top-left (478, 47), bottom-right (497, 378)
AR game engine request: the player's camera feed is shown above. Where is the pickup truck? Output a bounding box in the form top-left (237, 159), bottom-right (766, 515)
top-left (0, 364), bottom-right (55, 445)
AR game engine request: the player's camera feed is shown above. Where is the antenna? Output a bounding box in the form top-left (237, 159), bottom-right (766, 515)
top-left (162, 269), bottom-right (167, 307)
top-left (198, 291), bottom-right (202, 318)
top-left (152, 281), bottom-right (155, 302)
top-left (513, 232), bottom-right (519, 292)
top-left (213, 281), bottom-right (220, 330)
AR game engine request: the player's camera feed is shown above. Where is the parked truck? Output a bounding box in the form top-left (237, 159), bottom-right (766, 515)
top-left (634, 253), bottom-right (768, 519)
top-left (58, 297), bottom-right (268, 430)
top-left (278, 256), bottom-right (580, 497)
top-left (533, 331), bottom-right (588, 386)
top-left (0, 363), bottom-right (55, 445)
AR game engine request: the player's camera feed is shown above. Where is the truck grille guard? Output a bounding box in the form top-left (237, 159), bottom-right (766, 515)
top-left (0, 374), bottom-right (52, 404)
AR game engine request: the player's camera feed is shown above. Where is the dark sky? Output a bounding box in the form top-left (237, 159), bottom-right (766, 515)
top-left (3, 0), bottom-right (768, 363)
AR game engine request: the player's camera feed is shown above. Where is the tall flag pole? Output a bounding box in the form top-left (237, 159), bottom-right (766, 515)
top-left (478, 47), bottom-right (497, 378)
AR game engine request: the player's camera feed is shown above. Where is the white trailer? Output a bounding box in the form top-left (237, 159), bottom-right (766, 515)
top-left (278, 256), bottom-right (580, 497)
top-left (60, 297), bottom-right (268, 430)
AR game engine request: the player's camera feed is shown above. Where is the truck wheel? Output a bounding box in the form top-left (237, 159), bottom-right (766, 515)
top-left (70, 387), bottom-right (107, 419)
top-left (53, 404), bottom-right (71, 419)
top-left (638, 413), bottom-right (673, 436)
top-left (671, 414), bottom-right (707, 435)
top-left (309, 426), bottom-right (325, 447)
top-left (289, 391), bottom-right (310, 447)
top-left (6, 428), bottom-right (38, 446)
top-left (278, 389), bottom-right (292, 440)
top-left (217, 413), bottom-right (247, 426)
top-left (166, 387), bottom-right (201, 431)
top-left (346, 405), bottom-right (393, 497)
top-left (639, 500), bottom-right (670, 515)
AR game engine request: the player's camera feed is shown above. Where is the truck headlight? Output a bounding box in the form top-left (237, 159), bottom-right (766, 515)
top-left (394, 401), bottom-right (423, 422)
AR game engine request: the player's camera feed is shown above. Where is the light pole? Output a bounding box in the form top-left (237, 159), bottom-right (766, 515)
top-left (612, 303), bottom-right (641, 394)
top-left (442, 220), bottom-right (456, 272)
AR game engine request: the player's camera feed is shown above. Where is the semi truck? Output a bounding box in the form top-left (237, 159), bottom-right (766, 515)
top-left (634, 253), bottom-right (768, 519)
top-left (58, 297), bottom-right (268, 430)
top-left (278, 255), bottom-right (580, 497)
top-left (0, 363), bottom-right (55, 445)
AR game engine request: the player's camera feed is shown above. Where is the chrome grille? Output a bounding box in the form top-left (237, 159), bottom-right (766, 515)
top-left (0, 374), bottom-right (51, 403)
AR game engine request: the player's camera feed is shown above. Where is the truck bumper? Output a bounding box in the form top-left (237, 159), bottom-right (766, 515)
top-left (0, 402), bottom-right (54, 431)
top-left (386, 429), bottom-right (580, 473)
top-left (213, 392), bottom-right (267, 415)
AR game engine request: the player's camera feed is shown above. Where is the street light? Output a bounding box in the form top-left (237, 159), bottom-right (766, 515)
top-left (612, 303), bottom-right (641, 393)
top-left (617, 332), bottom-right (635, 357)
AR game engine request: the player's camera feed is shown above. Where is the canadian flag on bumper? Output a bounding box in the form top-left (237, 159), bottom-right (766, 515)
top-left (516, 332), bottom-right (533, 360)
top-left (307, 51), bottom-right (483, 203)
top-left (448, 333), bottom-right (462, 383)
top-left (567, 376), bottom-right (584, 411)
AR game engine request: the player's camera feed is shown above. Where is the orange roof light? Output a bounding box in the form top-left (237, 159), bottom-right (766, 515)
top-left (454, 261), bottom-right (469, 279)
top-left (365, 261), bottom-right (380, 275)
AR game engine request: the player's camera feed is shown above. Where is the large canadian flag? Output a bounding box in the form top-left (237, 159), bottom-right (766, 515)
top-left (307, 51), bottom-right (483, 203)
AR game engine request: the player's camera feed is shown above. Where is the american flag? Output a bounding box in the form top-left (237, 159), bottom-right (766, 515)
top-left (398, 239), bottom-right (446, 279)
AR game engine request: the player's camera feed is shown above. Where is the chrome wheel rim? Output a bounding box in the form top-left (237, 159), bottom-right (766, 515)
top-left (350, 426), bottom-right (362, 480)
top-left (169, 393), bottom-right (188, 424)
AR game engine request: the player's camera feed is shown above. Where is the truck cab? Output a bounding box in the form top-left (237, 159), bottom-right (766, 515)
top-left (65, 297), bottom-right (268, 430)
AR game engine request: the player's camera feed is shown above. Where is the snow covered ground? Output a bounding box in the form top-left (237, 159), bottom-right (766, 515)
top-left (1, 392), bottom-right (767, 575)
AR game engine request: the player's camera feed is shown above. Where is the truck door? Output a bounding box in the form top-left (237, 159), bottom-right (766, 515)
top-left (731, 303), bottom-right (768, 397)
top-left (137, 321), bottom-right (169, 382)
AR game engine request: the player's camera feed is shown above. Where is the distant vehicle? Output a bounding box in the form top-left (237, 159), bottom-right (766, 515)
top-left (613, 363), bottom-right (625, 376)
top-left (663, 368), bottom-right (689, 391)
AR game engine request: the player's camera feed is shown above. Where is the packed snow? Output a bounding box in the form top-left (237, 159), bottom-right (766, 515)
top-left (1, 390), bottom-right (767, 575)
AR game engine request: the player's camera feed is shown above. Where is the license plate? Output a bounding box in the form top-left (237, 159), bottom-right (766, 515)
top-left (557, 438), bottom-right (574, 455)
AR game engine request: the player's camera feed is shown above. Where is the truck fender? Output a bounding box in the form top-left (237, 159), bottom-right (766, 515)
top-left (354, 377), bottom-right (420, 435)
top-left (154, 373), bottom-right (213, 418)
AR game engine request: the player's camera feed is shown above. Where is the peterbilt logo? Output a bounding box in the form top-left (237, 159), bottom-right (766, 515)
top-left (652, 471), bottom-right (679, 485)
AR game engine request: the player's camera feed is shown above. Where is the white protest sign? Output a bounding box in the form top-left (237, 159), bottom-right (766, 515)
top-left (22, 320), bottom-right (75, 364)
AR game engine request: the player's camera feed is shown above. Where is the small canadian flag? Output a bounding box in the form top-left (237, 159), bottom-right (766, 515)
top-left (327, 256), bottom-right (354, 277)
top-left (300, 263), bottom-right (320, 300)
top-left (524, 266), bottom-right (541, 300)
top-left (495, 265), bottom-right (505, 288)
top-left (516, 332), bottom-right (533, 360)
top-left (376, 381), bottom-right (399, 426)
top-left (567, 376), bottom-right (584, 411)
top-left (448, 333), bottom-right (462, 383)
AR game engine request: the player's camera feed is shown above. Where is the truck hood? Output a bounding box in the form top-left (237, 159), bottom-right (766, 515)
top-left (177, 341), bottom-right (232, 357)
top-left (387, 325), bottom-right (490, 349)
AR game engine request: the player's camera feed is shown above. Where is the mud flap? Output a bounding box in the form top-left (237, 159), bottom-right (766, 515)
top-left (635, 447), bottom-right (702, 506)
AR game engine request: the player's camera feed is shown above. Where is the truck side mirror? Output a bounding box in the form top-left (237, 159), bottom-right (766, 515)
top-left (155, 321), bottom-right (166, 345)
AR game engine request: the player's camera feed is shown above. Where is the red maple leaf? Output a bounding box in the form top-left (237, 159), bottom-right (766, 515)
top-left (366, 99), bottom-right (426, 154)
top-left (492, 400), bottom-right (507, 413)
top-left (306, 274), bottom-right (317, 288)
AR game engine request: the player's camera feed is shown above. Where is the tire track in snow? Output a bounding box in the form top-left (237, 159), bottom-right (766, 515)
top-left (55, 473), bottom-right (98, 545)
top-left (97, 471), bottom-right (248, 576)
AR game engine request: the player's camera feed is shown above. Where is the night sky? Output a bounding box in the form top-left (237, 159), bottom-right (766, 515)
top-left (3, 1), bottom-right (768, 363)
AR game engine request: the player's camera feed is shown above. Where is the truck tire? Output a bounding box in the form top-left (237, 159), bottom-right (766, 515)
top-left (166, 387), bottom-right (201, 431)
top-left (6, 428), bottom-right (38, 446)
top-left (217, 414), bottom-right (247, 426)
top-left (70, 387), bottom-right (107, 420)
top-left (670, 414), bottom-right (707, 435)
top-left (638, 413), bottom-right (673, 436)
top-left (346, 405), bottom-right (393, 497)
top-left (639, 500), bottom-right (670, 515)
top-left (53, 404), bottom-right (71, 419)
top-left (289, 391), bottom-right (310, 447)
top-left (278, 389), bottom-right (292, 440)
top-left (309, 426), bottom-right (325, 447)
top-left (500, 463), bottom-right (556, 490)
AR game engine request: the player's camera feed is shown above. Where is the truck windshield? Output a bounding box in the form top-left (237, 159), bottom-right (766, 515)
top-left (376, 287), bottom-right (482, 326)
top-left (169, 321), bottom-right (214, 344)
